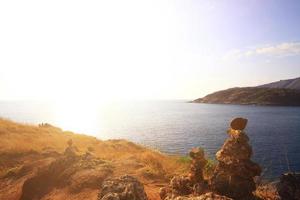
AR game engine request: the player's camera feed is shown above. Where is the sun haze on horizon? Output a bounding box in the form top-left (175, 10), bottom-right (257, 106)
top-left (1, 0), bottom-right (300, 102)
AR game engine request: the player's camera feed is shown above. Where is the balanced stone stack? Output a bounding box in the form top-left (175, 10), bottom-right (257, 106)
top-left (189, 147), bottom-right (208, 195)
top-left (189, 147), bottom-right (207, 184)
top-left (64, 139), bottom-right (77, 157)
top-left (160, 147), bottom-right (208, 199)
top-left (210, 118), bottom-right (261, 199)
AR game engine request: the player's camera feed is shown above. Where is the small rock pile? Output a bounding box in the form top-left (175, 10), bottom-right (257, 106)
top-left (64, 139), bottom-right (77, 157)
top-left (210, 118), bottom-right (261, 199)
top-left (160, 176), bottom-right (193, 199)
top-left (189, 147), bottom-right (207, 184)
top-left (188, 147), bottom-right (208, 195)
top-left (160, 148), bottom-right (208, 199)
top-left (98, 175), bottom-right (148, 200)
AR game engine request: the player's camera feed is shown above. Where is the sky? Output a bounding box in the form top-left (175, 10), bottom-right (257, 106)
top-left (1, 0), bottom-right (300, 101)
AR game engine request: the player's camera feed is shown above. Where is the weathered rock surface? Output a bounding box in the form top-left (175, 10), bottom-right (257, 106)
top-left (163, 192), bottom-right (232, 200)
top-left (210, 118), bottom-right (261, 199)
top-left (277, 173), bottom-right (300, 200)
top-left (98, 175), bottom-right (148, 200)
top-left (230, 117), bottom-right (248, 130)
top-left (160, 175), bottom-right (193, 199)
top-left (255, 183), bottom-right (280, 200)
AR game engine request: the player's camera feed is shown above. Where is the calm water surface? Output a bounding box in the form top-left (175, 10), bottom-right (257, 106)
top-left (0, 100), bottom-right (299, 179)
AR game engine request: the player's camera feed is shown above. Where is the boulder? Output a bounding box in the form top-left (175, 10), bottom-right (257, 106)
top-left (230, 118), bottom-right (247, 130)
top-left (160, 176), bottom-right (193, 199)
top-left (98, 175), bottom-right (148, 200)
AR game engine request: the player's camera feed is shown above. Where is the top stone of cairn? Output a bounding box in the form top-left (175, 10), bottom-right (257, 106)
top-left (230, 117), bottom-right (248, 130)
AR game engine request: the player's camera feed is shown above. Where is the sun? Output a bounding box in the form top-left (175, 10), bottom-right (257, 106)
top-left (52, 100), bottom-right (102, 137)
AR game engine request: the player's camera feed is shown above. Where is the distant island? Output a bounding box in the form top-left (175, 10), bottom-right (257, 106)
top-left (192, 77), bottom-right (300, 106)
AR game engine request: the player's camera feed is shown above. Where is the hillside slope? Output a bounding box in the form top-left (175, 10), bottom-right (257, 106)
top-left (192, 87), bottom-right (300, 106)
top-left (258, 77), bottom-right (300, 90)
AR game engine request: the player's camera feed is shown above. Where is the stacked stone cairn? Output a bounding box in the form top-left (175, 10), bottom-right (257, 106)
top-left (160, 147), bottom-right (208, 199)
top-left (210, 118), bottom-right (261, 199)
top-left (188, 147), bottom-right (208, 195)
top-left (64, 139), bottom-right (77, 157)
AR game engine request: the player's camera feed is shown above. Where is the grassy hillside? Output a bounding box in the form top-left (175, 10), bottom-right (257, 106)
top-left (193, 87), bottom-right (300, 106)
top-left (0, 118), bottom-right (190, 200)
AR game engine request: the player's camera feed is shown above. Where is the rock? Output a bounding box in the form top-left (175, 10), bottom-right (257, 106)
top-left (170, 176), bottom-right (193, 196)
top-left (216, 132), bottom-right (252, 164)
top-left (277, 173), bottom-right (300, 200)
top-left (160, 148), bottom-right (208, 199)
top-left (211, 118), bottom-right (261, 199)
top-left (188, 147), bottom-right (207, 184)
top-left (160, 176), bottom-right (194, 199)
top-left (64, 140), bottom-right (78, 157)
top-left (255, 183), bottom-right (280, 200)
top-left (67, 139), bottom-right (73, 146)
top-left (64, 146), bottom-right (77, 157)
top-left (230, 118), bottom-right (248, 130)
top-left (164, 192), bottom-right (232, 200)
top-left (98, 175), bottom-right (148, 200)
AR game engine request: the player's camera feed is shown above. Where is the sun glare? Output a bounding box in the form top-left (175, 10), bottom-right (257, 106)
top-left (52, 100), bottom-right (102, 136)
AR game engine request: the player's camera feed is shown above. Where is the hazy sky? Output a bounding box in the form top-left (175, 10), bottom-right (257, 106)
top-left (1, 0), bottom-right (300, 101)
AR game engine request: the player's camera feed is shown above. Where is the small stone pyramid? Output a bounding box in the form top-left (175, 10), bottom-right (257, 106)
top-left (189, 147), bottom-right (207, 184)
top-left (160, 147), bottom-right (208, 199)
top-left (210, 118), bottom-right (261, 199)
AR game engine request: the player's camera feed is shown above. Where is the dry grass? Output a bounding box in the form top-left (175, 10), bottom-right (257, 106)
top-left (0, 119), bottom-right (161, 157)
top-left (0, 118), bottom-right (190, 200)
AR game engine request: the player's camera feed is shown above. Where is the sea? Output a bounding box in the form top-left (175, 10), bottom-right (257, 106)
top-left (0, 100), bottom-right (299, 180)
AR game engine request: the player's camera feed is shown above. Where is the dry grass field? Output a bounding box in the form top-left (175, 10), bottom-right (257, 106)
top-left (0, 118), bottom-right (189, 200)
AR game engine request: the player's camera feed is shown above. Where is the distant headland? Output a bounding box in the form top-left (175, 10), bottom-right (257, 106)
top-left (192, 77), bottom-right (300, 106)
